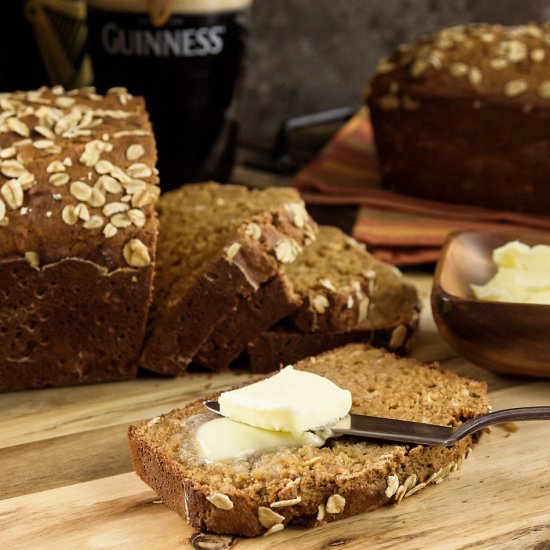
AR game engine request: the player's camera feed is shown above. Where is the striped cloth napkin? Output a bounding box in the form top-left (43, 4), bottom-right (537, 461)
top-left (292, 110), bottom-right (550, 265)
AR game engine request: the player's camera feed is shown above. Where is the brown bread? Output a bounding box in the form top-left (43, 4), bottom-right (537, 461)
top-left (141, 183), bottom-right (316, 375)
top-left (368, 23), bottom-right (550, 214)
top-left (129, 344), bottom-right (489, 537)
top-left (192, 273), bottom-right (300, 370)
top-left (0, 86), bottom-right (158, 391)
top-left (245, 226), bottom-right (420, 372)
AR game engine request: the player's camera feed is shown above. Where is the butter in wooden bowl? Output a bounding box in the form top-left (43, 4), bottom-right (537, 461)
top-left (432, 230), bottom-right (550, 378)
top-left (471, 240), bottom-right (550, 304)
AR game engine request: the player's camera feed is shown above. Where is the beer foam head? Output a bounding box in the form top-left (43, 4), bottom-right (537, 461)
top-left (88, 0), bottom-right (253, 15)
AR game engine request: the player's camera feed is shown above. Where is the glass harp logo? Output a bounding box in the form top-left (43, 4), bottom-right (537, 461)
top-left (24, 0), bottom-right (92, 88)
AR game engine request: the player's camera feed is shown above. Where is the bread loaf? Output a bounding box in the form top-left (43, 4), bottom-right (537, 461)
top-left (141, 182), bottom-right (317, 375)
top-left (368, 23), bottom-right (550, 214)
top-left (0, 86), bottom-right (158, 391)
top-left (129, 344), bottom-right (489, 537)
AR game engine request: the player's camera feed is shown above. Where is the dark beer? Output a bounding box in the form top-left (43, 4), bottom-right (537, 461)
top-left (87, 0), bottom-right (252, 187)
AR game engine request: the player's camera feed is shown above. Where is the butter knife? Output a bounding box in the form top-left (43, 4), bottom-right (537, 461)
top-left (203, 401), bottom-right (550, 447)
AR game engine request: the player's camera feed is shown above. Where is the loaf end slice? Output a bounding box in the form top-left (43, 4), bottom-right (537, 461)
top-left (129, 344), bottom-right (489, 537)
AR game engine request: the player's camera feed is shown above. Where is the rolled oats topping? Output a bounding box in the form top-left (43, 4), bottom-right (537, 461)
top-left (326, 494), bottom-right (346, 514)
top-left (311, 294), bottom-right (330, 314)
top-left (0, 147), bottom-right (16, 159)
top-left (7, 117), bottom-right (30, 137)
top-left (49, 173), bottom-right (70, 187)
top-left (24, 250), bottom-right (40, 268)
top-left (103, 222), bottom-right (118, 238)
top-left (385, 474), bottom-right (400, 498)
top-left (61, 204), bottom-right (78, 225)
top-left (128, 208), bottom-right (146, 227)
top-left (1, 160), bottom-right (26, 178)
top-left (123, 238), bottom-right (151, 267)
top-left (244, 222), bottom-right (262, 240)
top-left (274, 238), bottom-right (301, 264)
top-left (103, 201), bottom-right (129, 217)
top-left (96, 175), bottom-right (122, 194)
top-left (46, 160), bottom-right (66, 173)
top-left (270, 497), bottom-right (301, 508)
top-left (70, 181), bottom-right (93, 202)
top-left (74, 203), bottom-right (90, 221)
top-left (83, 215), bottom-right (104, 229)
top-left (126, 163), bottom-right (152, 179)
top-left (504, 79), bottom-right (528, 97)
top-left (126, 144), bottom-right (145, 161)
top-left (257, 506), bottom-right (285, 529)
top-left (206, 493), bottom-right (233, 510)
top-left (111, 212), bottom-right (132, 228)
top-left (224, 242), bottom-right (241, 260)
top-left (1, 179), bottom-right (23, 209)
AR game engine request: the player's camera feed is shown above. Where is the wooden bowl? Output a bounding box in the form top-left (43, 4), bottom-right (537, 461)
top-left (432, 230), bottom-right (550, 378)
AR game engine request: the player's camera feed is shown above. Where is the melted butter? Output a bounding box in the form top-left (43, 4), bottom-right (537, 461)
top-left (194, 417), bottom-right (328, 463)
top-left (472, 240), bottom-right (550, 304)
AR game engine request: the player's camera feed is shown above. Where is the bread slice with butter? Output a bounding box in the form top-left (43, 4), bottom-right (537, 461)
top-left (128, 344), bottom-right (489, 537)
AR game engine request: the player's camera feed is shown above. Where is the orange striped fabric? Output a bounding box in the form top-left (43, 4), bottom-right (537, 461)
top-left (292, 110), bottom-right (550, 265)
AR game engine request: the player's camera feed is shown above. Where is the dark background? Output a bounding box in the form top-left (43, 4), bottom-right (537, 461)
top-left (240, 0), bottom-right (550, 148)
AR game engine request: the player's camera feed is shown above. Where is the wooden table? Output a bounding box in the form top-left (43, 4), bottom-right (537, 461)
top-left (2, 274), bottom-right (550, 550)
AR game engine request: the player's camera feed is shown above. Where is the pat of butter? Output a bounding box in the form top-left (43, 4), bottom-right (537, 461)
top-left (195, 417), bottom-right (327, 463)
top-left (472, 240), bottom-right (550, 304)
top-left (218, 365), bottom-right (352, 433)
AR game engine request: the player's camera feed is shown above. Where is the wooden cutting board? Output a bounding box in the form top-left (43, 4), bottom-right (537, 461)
top-left (2, 274), bottom-right (550, 550)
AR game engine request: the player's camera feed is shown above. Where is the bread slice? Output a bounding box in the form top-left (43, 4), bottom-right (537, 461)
top-left (129, 344), bottom-right (489, 537)
top-left (192, 273), bottom-right (300, 370)
top-left (193, 225), bottom-right (420, 371)
top-left (286, 226), bottom-right (419, 332)
top-left (141, 183), bottom-right (316, 375)
top-left (243, 226), bottom-right (420, 372)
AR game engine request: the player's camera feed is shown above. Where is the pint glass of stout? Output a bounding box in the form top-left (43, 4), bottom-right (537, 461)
top-left (87, 0), bottom-right (253, 187)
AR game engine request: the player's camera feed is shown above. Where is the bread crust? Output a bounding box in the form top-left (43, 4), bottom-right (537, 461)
top-left (0, 257), bottom-right (153, 391)
top-left (193, 273), bottom-right (300, 371)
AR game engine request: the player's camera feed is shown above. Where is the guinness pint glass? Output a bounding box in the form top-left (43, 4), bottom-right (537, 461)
top-left (87, 0), bottom-right (253, 186)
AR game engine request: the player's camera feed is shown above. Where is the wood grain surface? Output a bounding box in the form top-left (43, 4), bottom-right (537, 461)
top-left (2, 274), bottom-right (550, 550)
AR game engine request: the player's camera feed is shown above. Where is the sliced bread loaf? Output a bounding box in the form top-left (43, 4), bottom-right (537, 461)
top-left (141, 183), bottom-right (316, 375)
top-left (129, 344), bottom-right (489, 537)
